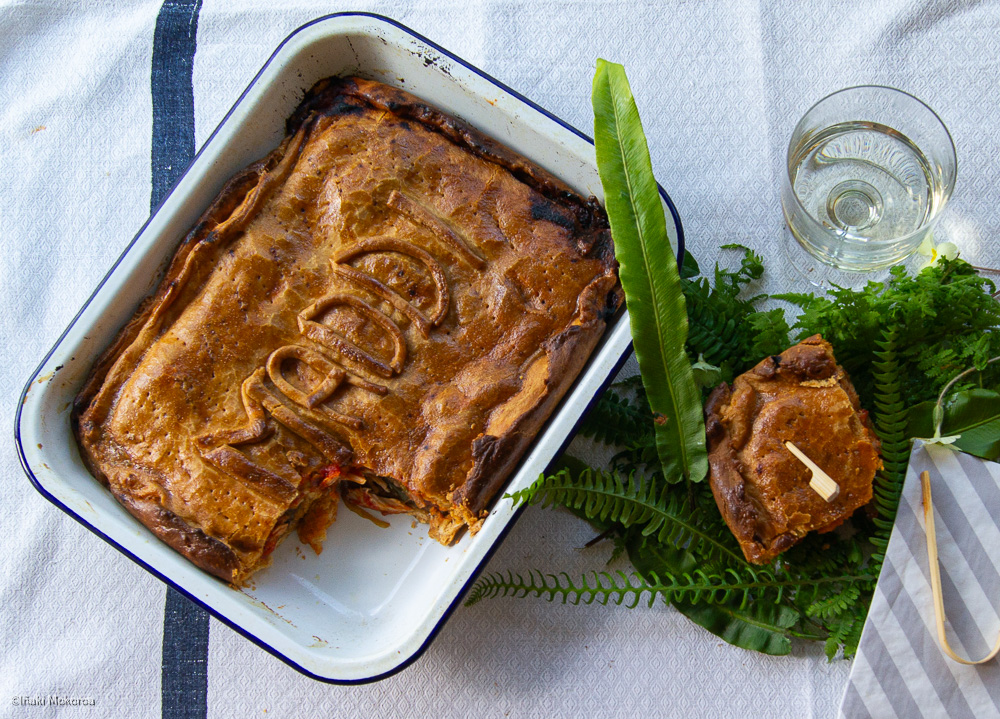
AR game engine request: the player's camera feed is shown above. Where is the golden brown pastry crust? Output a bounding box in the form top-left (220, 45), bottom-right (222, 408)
top-left (73, 77), bottom-right (622, 583)
top-left (704, 335), bottom-right (881, 564)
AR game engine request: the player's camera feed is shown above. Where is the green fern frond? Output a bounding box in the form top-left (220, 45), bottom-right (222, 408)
top-left (745, 308), bottom-right (791, 361)
top-left (715, 242), bottom-right (765, 289)
top-left (610, 436), bottom-right (662, 477)
top-left (870, 323), bottom-right (910, 567)
top-left (577, 390), bottom-right (654, 447)
top-left (507, 468), bottom-right (746, 566)
top-left (683, 278), bottom-right (745, 368)
top-left (608, 533), bottom-right (628, 564)
top-left (464, 567), bottom-right (875, 612)
top-left (680, 245), bottom-right (790, 378)
top-left (464, 569), bottom-right (661, 608)
top-left (463, 569), bottom-right (685, 608)
top-left (820, 610), bottom-right (866, 660)
top-left (840, 615), bottom-right (865, 660)
top-left (805, 583), bottom-right (863, 621)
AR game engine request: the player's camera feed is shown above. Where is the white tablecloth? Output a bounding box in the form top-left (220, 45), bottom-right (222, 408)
top-left (3, 2), bottom-right (999, 717)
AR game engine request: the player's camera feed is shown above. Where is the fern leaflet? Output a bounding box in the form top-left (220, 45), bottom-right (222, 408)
top-left (870, 324), bottom-right (910, 568)
top-left (577, 390), bottom-right (654, 446)
top-left (508, 468), bottom-right (745, 567)
top-left (465, 568), bottom-right (875, 611)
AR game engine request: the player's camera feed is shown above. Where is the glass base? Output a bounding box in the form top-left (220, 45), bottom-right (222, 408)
top-left (779, 225), bottom-right (922, 290)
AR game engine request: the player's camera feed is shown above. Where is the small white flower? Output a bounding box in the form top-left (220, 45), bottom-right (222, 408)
top-left (916, 234), bottom-right (959, 270)
top-left (920, 434), bottom-right (961, 447)
top-left (918, 401), bottom-right (962, 448)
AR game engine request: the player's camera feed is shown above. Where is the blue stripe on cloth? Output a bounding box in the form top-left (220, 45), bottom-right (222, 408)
top-left (151, 2), bottom-right (208, 719)
top-left (152, 0), bottom-right (201, 208)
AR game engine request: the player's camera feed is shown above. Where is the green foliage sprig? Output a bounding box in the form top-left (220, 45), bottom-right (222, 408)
top-left (777, 260), bottom-right (1000, 408)
top-left (681, 245), bottom-right (792, 383)
top-left (465, 62), bottom-right (1000, 662)
top-left (469, 253), bottom-right (1000, 659)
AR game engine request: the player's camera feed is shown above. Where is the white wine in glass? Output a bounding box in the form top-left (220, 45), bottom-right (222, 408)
top-left (782, 86), bottom-right (956, 273)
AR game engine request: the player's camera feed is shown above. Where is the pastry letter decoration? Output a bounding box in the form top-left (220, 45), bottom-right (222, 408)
top-left (387, 190), bottom-right (487, 270)
top-left (199, 228), bottom-right (474, 493)
top-left (331, 237), bottom-right (450, 335)
top-left (297, 293), bottom-right (408, 378)
top-left (265, 344), bottom-right (388, 429)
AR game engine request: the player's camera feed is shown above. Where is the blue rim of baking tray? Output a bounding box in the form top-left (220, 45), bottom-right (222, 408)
top-left (14, 12), bottom-right (685, 685)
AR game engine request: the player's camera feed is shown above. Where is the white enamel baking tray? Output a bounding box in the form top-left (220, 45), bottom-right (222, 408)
top-left (15, 13), bottom-right (683, 683)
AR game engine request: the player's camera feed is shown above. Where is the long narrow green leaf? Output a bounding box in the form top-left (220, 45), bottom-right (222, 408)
top-left (592, 59), bottom-right (707, 482)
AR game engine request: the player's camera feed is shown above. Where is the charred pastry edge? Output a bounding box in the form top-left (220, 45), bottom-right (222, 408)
top-left (704, 335), bottom-right (881, 565)
top-left (704, 383), bottom-right (773, 564)
top-left (72, 76), bottom-right (622, 581)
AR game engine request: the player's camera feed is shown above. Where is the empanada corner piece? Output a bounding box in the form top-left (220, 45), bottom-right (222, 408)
top-left (73, 76), bottom-right (622, 584)
top-left (704, 335), bottom-right (882, 565)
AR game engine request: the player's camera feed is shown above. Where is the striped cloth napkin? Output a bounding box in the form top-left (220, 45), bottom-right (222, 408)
top-left (839, 441), bottom-right (1000, 718)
